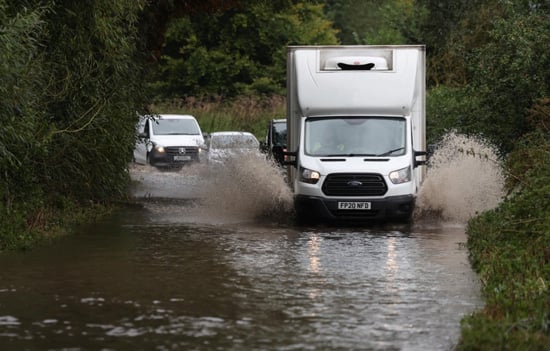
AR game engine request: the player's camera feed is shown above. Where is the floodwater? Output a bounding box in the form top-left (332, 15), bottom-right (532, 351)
top-left (0, 134), bottom-right (504, 351)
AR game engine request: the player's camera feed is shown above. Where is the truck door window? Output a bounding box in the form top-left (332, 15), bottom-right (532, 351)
top-left (272, 122), bottom-right (287, 147)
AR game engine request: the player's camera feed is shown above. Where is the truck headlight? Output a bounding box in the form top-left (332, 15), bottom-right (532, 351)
top-left (154, 145), bottom-right (165, 153)
top-left (389, 166), bottom-right (411, 184)
top-left (300, 167), bottom-right (320, 184)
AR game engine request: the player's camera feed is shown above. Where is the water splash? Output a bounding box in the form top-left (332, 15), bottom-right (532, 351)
top-left (131, 132), bottom-right (504, 225)
top-left (191, 154), bottom-right (294, 222)
top-left (414, 132), bottom-right (505, 223)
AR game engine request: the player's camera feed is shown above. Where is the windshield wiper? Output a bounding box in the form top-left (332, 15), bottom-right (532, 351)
top-left (346, 153), bottom-right (378, 157)
top-left (321, 153), bottom-right (378, 157)
top-left (377, 147), bottom-right (405, 156)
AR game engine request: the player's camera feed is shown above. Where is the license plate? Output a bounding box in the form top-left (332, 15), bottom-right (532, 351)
top-left (174, 155), bottom-right (191, 161)
top-left (338, 201), bottom-right (371, 210)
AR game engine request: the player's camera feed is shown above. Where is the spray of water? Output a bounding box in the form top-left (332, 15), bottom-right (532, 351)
top-left (414, 132), bottom-right (505, 223)
top-left (190, 154), bottom-right (294, 222)
top-left (132, 132), bottom-right (505, 225)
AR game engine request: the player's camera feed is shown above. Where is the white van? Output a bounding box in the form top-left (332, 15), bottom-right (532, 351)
top-left (133, 114), bottom-right (205, 168)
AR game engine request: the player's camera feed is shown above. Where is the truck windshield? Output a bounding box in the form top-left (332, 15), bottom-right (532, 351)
top-left (152, 118), bottom-right (201, 135)
top-left (304, 117), bottom-right (406, 156)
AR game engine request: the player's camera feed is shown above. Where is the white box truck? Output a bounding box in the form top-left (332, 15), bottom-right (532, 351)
top-left (284, 45), bottom-right (426, 222)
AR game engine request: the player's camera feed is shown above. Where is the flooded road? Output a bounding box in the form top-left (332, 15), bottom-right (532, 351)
top-left (0, 161), bottom-right (487, 351)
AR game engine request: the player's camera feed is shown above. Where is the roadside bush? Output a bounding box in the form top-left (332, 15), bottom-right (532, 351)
top-left (1, 0), bottom-right (148, 250)
top-left (465, 6), bottom-right (549, 154)
top-left (425, 85), bottom-right (483, 146)
top-left (458, 99), bottom-right (550, 350)
top-left (0, 1), bottom-right (49, 250)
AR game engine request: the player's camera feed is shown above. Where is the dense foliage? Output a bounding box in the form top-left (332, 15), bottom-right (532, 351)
top-left (424, 1), bottom-right (549, 153)
top-left (149, 1), bottom-right (339, 99)
top-left (324, 0), bottom-right (414, 45)
top-left (0, 0), bottom-right (148, 249)
top-left (460, 100), bottom-right (549, 350)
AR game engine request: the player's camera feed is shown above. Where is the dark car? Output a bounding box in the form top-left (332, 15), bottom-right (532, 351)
top-left (260, 118), bottom-right (287, 166)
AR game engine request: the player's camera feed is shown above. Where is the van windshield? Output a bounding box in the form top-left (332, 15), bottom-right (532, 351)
top-left (153, 118), bottom-right (201, 135)
top-left (304, 117), bottom-right (406, 156)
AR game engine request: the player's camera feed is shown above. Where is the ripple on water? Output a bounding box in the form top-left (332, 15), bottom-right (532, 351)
top-left (0, 316), bottom-right (20, 326)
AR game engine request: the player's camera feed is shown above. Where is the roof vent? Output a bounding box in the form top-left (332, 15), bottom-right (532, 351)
top-left (323, 56), bottom-right (389, 71)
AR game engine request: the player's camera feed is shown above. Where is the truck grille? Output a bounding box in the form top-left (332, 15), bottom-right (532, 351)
top-left (322, 173), bottom-right (387, 196)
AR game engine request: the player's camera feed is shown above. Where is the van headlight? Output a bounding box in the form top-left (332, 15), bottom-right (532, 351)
top-left (300, 167), bottom-right (320, 184)
top-left (389, 166), bottom-right (411, 184)
top-left (154, 145), bottom-right (165, 153)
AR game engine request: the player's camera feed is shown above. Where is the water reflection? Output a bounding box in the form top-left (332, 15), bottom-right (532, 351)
top-left (384, 236), bottom-right (399, 302)
top-left (307, 233), bottom-right (321, 274)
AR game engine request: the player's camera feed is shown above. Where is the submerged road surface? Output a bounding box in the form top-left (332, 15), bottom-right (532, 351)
top-left (0, 164), bottom-right (482, 350)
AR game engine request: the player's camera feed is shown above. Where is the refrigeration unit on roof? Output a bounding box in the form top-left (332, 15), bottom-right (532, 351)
top-left (323, 56), bottom-right (390, 71)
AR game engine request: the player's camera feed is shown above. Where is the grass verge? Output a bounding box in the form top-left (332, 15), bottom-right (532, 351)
top-left (0, 200), bottom-right (117, 252)
top-left (456, 113), bottom-right (549, 349)
top-left (150, 94), bottom-right (286, 138)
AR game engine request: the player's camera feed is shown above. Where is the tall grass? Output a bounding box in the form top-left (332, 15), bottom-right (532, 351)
top-left (150, 95), bottom-right (286, 139)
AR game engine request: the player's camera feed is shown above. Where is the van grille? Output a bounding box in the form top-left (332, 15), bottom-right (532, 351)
top-left (322, 173), bottom-right (387, 196)
top-left (165, 146), bottom-right (199, 161)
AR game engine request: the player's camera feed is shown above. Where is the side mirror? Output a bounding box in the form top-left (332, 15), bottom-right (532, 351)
top-left (413, 150), bottom-right (427, 168)
top-left (282, 148), bottom-right (297, 167)
top-left (413, 144), bottom-right (435, 168)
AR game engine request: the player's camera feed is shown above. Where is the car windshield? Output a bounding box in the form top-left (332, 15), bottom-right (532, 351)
top-left (304, 117), bottom-right (406, 156)
top-left (211, 135), bottom-right (259, 149)
top-left (152, 118), bottom-right (200, 135)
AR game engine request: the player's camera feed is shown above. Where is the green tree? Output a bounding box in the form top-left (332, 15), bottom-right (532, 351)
top-left (325, 0), bottom-right (415, 45)
top-left (466, 3), bottom-right (549, 153)
top-left (425, 1), bottom-right (549, 153)
top-left (37, 0), bottom-right (148, 201)
top-left (149, 1), bottom-right (339, 99)
top-left (0, 0), bottom-right (150, 250)
top-left (0, 1), bottom-right (49, 248)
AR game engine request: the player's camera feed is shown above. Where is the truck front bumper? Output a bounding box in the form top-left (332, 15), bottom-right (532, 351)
top-left (294, 194), bottom-right (414, 223)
